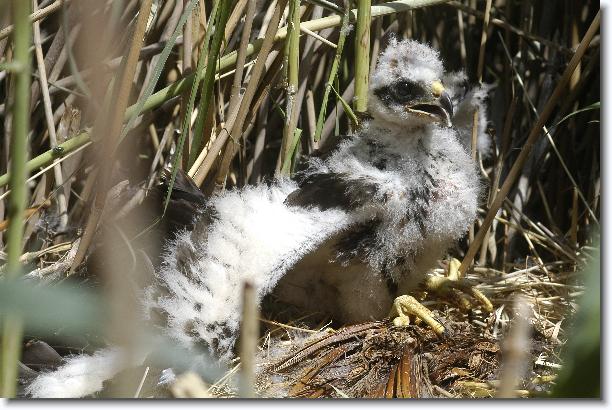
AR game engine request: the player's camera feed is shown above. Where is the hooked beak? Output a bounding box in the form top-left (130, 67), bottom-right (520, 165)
top-left (405, 90), bottom-right (453, 127)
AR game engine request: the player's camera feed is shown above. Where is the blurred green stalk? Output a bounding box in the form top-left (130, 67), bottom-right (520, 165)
top-left (1, 0), bottom-right (31, 398)
top-left (354, 0), bottom-right (371, 113)
top-left (551, 245), bottom-right (600, 398)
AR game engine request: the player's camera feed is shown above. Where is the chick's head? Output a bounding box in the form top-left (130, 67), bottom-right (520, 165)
top-left (368, 38), bottom-right (453, 129)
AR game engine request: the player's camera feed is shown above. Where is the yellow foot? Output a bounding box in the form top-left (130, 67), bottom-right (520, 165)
top-left (388, 294), bottom-right (446, 337)
top-left (426, 258), bottom-right (493, 313)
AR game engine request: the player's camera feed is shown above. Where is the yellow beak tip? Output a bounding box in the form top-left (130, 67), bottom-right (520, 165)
top-left (431, 81), bottom-right (445, 97)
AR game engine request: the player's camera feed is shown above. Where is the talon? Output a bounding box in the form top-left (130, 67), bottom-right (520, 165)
top-left (392, 315), bottom-right (411, 327)
top-left (389, 295), bottom-right (446, 337)
top-left (426, 258), bottom-right (493, 313)
top-left (447, 257), bottom-right (462, 281)
top-left (456, 282), bottom-right (494, 313)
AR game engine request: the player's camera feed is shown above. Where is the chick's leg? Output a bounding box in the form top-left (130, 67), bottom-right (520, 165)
top-left (426, 258), bottom-right (493, 313)
top-left (388, 259), bottom-right (493, 338)
top-left (389, 295), bottom-right (446, 337)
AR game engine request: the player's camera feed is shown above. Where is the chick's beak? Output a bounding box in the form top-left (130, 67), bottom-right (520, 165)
top-left (438, 91), bottom-right (453, 119)
top-left (405, 83), bottom-right (454, 127)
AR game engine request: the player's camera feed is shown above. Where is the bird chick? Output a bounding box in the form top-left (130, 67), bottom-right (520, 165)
top-left (26, 38), bottom-right (490, 398)
top-left (146, 37), bottom-right (486, 358)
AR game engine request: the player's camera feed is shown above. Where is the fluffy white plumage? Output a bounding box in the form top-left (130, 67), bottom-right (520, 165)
top-left (27, 38), bottom-right (490, 398)
top-left (24, 348), bottom-right (146, 398)
top-left (444, 70), bottom-right (492, 154)
top-left (148, 181), bottom-right (350, 355)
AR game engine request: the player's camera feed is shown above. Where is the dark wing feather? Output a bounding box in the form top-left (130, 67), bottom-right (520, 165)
top-left (85, 170), bottom-right (208, 283)
top-left (285, 172), bottom-right (379, 211)
top-left (158, 168), bottom-right (208, 233)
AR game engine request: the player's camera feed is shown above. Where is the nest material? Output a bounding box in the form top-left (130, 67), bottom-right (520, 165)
top-left (256, 320), bottom-right (502, 398)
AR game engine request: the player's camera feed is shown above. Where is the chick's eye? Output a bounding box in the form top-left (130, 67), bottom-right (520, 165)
top-left (395, 81), bottom-right (412, 98)
top-left (393, 80), bottom-right (421, 102)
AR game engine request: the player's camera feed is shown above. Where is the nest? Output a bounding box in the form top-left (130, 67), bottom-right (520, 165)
top-left (256, 320), bottom-right (502, 398)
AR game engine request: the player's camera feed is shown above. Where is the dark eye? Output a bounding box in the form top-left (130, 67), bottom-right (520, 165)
top-left (395, 81), bottom-right (412, 98)
top-left (393, 80), bottom-right (423, 103)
